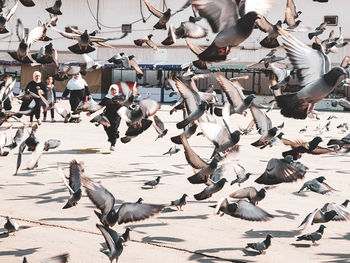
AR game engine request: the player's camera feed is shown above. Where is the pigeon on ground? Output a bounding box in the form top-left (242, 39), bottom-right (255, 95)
top-left (255, 155), bottom-right (308, 185)
top-left (170, 194), bottom-right (188, 210)
top-left (144, 176), bottom-right (161, 188)
top-left (4, 216), bottom-right (19, 233)
top-left (213, 198), bottom-right (273, 221)
top-left (46, 0), bottom-right (62, 15)
top-left (230, 163), bottom-right (251, 186)
top-left (297, 176), bottom-right (336, 195)
top-left (153, 115), bottom-right (167, 140)
top-left (297, 225), bottom-right (326, 246)
top-left (82, 176), bottom-right (164, 226)
top-left (162, 145), bottom-right (180, 156)
top-left (229, 186), bottom-right (269, 205)
top-left (122, 227), bottom-right (132, 244)
top-left (143, 0), bottom-right (171, 29)
top-left (246, 234), bottom-right (273, 254)
top-left (194, 178), bottom-right (227, 201)
top-left (96, 224), bottom-right (124, 263)
top-left (58, 160), bottom-right (83, 209)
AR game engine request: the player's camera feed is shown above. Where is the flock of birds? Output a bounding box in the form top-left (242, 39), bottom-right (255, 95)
top-left (0, 0), bottom-right (350, 262)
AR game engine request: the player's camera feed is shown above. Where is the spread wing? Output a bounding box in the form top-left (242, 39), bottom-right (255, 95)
top-left (116, 203), bottom-right (164, 224)
top-left (181, 135), bottom-right (208, 169)
top-left (233, 200), bottom-right (273, 221)
top-left (216, 73), bottom-right (245, 108)
top-left (82, 176), bottom-right (115, 215)
top-left (143, 0), bottom-right (164, 18)
top-left (250, 105), bottom-right (272, 135)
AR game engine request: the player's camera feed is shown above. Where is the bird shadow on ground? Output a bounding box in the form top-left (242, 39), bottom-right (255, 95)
top-left (142, 235), bottom-right (185, 244)
top-left (129, 223), bottom-right (168, 230)
top-left (0, 247), bottom-right (41, 257)
top-left (14, 169), bottom-right (50, 177)
top-left (335, 170), bottom-right (350, 174)
top-left (243, 229), bottom-right (301, 238)
top-left (8, 187), bottom-right (67, 204)
top-left (274, 209), bottom-right (300, 220)
top-left (161, 207), bottom-right (178, 213)
top-left (330, 232), bottom-right (350, 241)
top-left (242, 248), bottom-right (263, 257)
top-left (139, 155), bottom-right (168, 158)
top-left (39, 216), bottom-right (90, 222)
top-left (158, 214), bottom-right (209, 220)
top-left (26, 181), bottom-right (45, 186)
top-left (290, 243), bottom-right (311, 248)
top-left (188, 248), bottom-right (248, 263)
top-left (317, 253), bottom-right (350, 263)
top-left (292, 191), bottom-right (308, 197)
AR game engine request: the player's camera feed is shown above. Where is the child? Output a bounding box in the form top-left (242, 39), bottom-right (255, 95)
top-left (98, 84), bottom-right (123, 151)
top-left (43, 75), bottom-right (57, 122)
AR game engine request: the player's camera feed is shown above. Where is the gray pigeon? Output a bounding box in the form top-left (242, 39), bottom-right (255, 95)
top-left (255, 155), bottom-right (308, 185)
top-left (83, 176), bottom-right (164, 226)
top-left (153, 115), bottom-right (168, 140)
top-left (170, 194), bottom-right (188, 210)
top-left (59, 160), bottom-right (83, 209)
top-left (162, 145), bottom-right (180, 156)
top-left (4, 216), bottom-right (19, 233)
top-left (230, 163), bottom-right (251, 186)
top-left (297, 176), bottom-right (336, 194)
top-left (246, 234), bottom-right (273, 254)
top-left (143, 0), bottom-right (171, 29)
top-left (96, 224), bottom-right (124, 263)
top-left (144, 176), bottom-right (161, 188)
top-left (187, 157), bottom-right (220, 184)
top-left (283, 0), bottom-right (301, 27)
top-left (46, 0), bottom-right (62, 15)
top-left (122, 227), bottom-right (132, 244)
top-left (213, 198), bottom-right (273, 221)
top-left (90, 113), bottom-right (111, 128)
top-left (297, 225), bottom-right (326, 246)
top-left (0, 0), bottom-right (18, 34)
top-left (276, 27), bottom-right (348, 119)
top-left (171, 123), bottom-right (197, 145)
top-left (194, 178), bottom-right (227, 200)
top-left (6, 126), bottom-right (24, 150)
top-left (229, 186), bottom-right (269, 205)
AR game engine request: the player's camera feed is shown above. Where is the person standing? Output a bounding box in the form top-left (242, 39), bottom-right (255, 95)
top-left (25, 71), bottom-right (46, 125)
top-left (43, 75), bottom-right (57, 122)
top-left (62, 73), bottom-right (90, 123)
top-left (0, 74), bottom-right (13, 111)
top-left (206, 84), bottom-right (218, 115)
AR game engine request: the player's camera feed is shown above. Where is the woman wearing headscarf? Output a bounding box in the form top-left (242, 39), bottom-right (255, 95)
top-left (89, 84), bottom-right (123, 151)
top-left (25, 71), bottom-right (47, 125)
top-left (62, 73), bottom-right (90, 122)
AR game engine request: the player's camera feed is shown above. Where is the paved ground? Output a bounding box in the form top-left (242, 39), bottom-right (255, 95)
top-left (0, 101), bottom-right (349, 263)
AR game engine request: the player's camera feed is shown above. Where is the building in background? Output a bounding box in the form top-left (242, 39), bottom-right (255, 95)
top-left (0, 0), bottom-right (349, 100)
